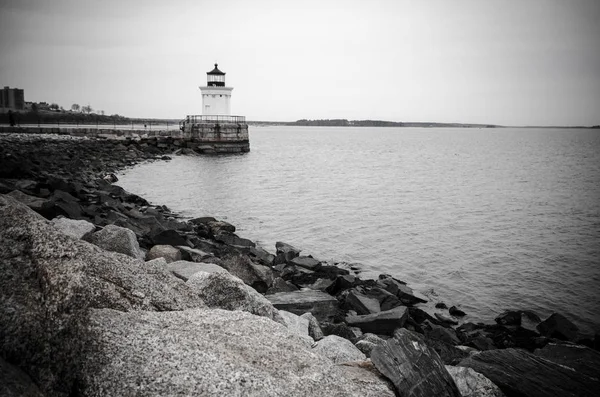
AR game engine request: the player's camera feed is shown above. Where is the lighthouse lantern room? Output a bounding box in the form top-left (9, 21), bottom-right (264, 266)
top-left (200, 63), bottom-right (232, 116)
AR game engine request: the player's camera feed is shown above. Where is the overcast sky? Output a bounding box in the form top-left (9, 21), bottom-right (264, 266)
top-left (1, 0), bottom-right (599, 125)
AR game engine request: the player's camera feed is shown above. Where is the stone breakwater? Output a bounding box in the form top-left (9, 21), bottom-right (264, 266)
top-left (0, 124), bottom-right (250, 153)
top-left (1, 132), bottom-right (599, 397)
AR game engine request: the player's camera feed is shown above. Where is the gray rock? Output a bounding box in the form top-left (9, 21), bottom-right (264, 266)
top-left (14, 179), bottom-right (38, 193)
top-left (458, 347), bottom-right (600, 397)
top-left (266, 289), bottom-right (341, 323)
top-left (275, 241), bottom-right (301, 263)
top-left (44, 189), bottom-right (83, 220)
top-left (219, 254), bottom-right (274, 293)
top-left (188, 271), bottom-right (283, 323)
top-left (313, 335), bottom-right (367, 364)
top-left (426, 320), bottom-right (461, 345)
top-left (356, 333), bottom-right (386, 357)
top-left (250, 262), bottom-right (275, 288)
top-left (449, 306), bottom-right (467, 317)
top-left (208, 220), bottom-right (236, 234)
top-left (51, 216), bottom-right (95, 239)
top-left (189, 216), bottom-right (217, 225)
top-left (356, 340), bottom-right (378, 357)
top-left (371, 328), bottom-right (461, 397)
top-left (378, 275), bottom-right (428, 304)
top-left (435, 312), bottom-right (459, 325)
top-left (361, 333), bottom-right (387, 345)
top-left (248, 246), bottom-right (275, 266)
top-left (397, 283), bottom-right (428, 304)
top-left (350, 326), bottom-right (364, 338)
top-left (321, 321), bottom-right (363, 342)
top-left (347, 290), bottom-right (381, 315)
top-left (301, 312), bottom-right (325, 341)
top-left (445, 365), bottom-right (506, 397)
top-left (534, 342), bottom-right (600, 380)
top-left (78, 308), bottom-right (393, 396)
top-left (495, 310), bottom-right (521, 325)
top-left (327, 274), bottom-right (358, 295)
top-left (279, 310), bottom-right (312, 343)
top-left (308, 277), bottom-right (336, 291)
top-left (0, 357), bottom-right (45, 397)
top-left (7, 189), bottom-right (48, 212)
top-left (456, 345), bottom-right (480, 355)
top-left (377, 274), bottom-right (407, 295)
top-left (215, 231), bottom-right (256, 247)
top-left (536, 312), bottom-right (579, 341)
top-left (177, 245), bottom-right (213, 261)
top-left (0, 194), bottom-right (205, 396)
top-left (364, 287), bottom-right (402, 310)
top-left (346, 306), bottom-right (408, 335)
top-left (469, 335), bottom-right (496, 351)
top-left (425, 337), bottom-right (470, 365)
top-left (495, 310), bottom-right (541, 329)
top-left (520, 310), bottom-right (543, 333)
top-left (145, 257), bottom-right (168, 266)
top-left (266, 277), bottom-right (299, 294)
top-left (88, 224), bottom-right (144, 260)
top-left (151, 229), bottom-right (188, 246)
top-left (146, 244), bottom-right (182, 263)
top-left (168, 260), bottom-right (228, 281)
top-left (337, 361), bottom-right (395, 397)
top-left (290, 255), bottom-right (321, 270)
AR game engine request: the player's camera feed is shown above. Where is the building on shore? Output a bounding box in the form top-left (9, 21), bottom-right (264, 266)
top-left (180, 64), bottom-right (249, 153)
top-left (0, 86), bottom-right (25, 113)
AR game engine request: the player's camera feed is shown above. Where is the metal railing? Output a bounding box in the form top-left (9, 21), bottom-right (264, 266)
top-left (184, 115), bottom-right (246, 124)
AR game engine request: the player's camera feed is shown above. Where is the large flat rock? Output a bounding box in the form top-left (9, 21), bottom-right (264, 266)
top-left (534, 343), bottom-right (600, 380)
top-left (290, 256), bottom-right (321, 270)
top-left (346, 290), bottom-right (381, 315)
top-left (78, 308), bottom-right (394, 396)
top-left (266, 290), bottom-right (340, 322)
top-left (458, 347), bottom-right (600, 397)
top-left (0, 194), bottom-right (206, 396)
top-left (346, 306), bottom-right (408, 335)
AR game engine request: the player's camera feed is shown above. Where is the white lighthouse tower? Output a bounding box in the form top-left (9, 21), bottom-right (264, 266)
top-left (200, 63), bottom-right (232, 116)
top-left (180, 63), bottom-right (249, 153)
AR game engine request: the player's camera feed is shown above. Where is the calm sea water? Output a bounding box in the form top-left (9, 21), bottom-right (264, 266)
top-left (117, 126), bottom-right (600, 335)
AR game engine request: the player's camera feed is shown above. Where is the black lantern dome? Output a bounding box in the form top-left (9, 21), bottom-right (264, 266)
top-left (207, 63), bottom-right (225, 87)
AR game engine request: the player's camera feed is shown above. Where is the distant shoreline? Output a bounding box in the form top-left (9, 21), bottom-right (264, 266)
top-left (248, 120), bottom-right (600, 129)
top-left (2, 110), bottom-right (598, 129)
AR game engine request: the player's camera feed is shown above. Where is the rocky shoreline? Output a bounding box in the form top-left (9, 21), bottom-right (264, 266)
top-left (1, 132), bottom-right (599, 397)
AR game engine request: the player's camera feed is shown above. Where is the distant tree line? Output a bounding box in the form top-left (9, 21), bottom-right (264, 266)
top-left (0, 110), bottom-right (128, 125)
top-left (1, 100), bottom-right (178, 125)
top-left (294, 119), bottom-right (351, 126)
top-left (291, 119), bottom-right (501, 128)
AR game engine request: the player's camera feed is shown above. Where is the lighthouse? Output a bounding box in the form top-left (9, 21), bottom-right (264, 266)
top-left (180, 63), bottom-right (249, 153)
top-left (200, 63), bottom-right (232, 116)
